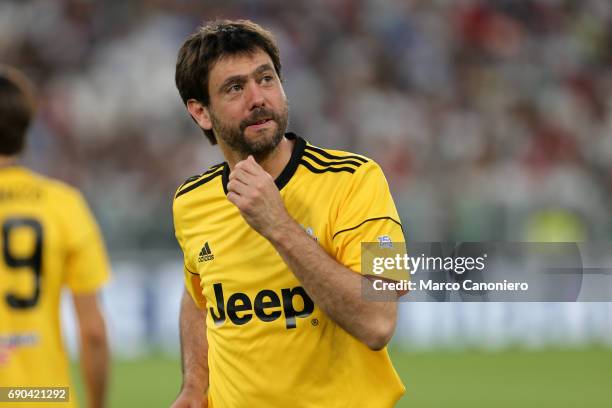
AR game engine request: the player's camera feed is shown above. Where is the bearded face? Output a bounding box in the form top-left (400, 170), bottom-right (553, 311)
top-left (209, 102), bottom-right (289, 161)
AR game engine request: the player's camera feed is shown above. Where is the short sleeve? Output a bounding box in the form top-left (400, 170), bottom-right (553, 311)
top-left (63, 191), bottom-right (111, 293)
top-left (331, 161), bottom-right (405, 275)
top-left (183, 268), bottom-right (206, 309)
top-left (173, 198), bottom-right (206, 309)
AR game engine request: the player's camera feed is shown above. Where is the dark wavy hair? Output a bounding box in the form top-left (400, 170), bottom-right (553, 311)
top-left (0, 66), bottom-right (36, 155)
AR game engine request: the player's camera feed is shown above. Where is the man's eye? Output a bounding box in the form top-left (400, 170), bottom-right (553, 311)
top-left (261, 75), bottom-right (274, 84)
top-left (228, 84), bottom-right (242, 93)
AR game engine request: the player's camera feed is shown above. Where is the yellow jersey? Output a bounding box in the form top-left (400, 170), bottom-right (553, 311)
top-left (0, 166), bottom-right (110, 408)
top-left (173, 133), bottom-right (405, 408)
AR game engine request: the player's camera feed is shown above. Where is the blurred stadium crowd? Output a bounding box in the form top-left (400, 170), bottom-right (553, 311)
top-left (2, 0), bottom-right (612, 250)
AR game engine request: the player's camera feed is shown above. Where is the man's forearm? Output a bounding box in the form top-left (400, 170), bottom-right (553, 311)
top-left (73, 294), bottom-right (109, 408)
top-left (179, 289), bottom-right (209, 392)
top-left (225, 155), bottom-right (398, 350)
top-left (269, 219), bottom-right (398, 350)
top-left (80, 333), bottom-right (109, 408)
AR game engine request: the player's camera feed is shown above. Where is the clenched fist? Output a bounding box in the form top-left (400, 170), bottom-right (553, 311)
top-left (226, 156), bottom-right (293, 241)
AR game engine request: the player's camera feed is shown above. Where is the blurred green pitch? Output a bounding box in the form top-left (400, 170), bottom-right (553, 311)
top-left (71, 348), bottom-right (612, 407)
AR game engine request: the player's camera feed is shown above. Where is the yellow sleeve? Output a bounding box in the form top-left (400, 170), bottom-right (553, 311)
top-left (184, 268), bottom-right (206, 309)
top-left (180, 238), bottom-right (206, 309)
top-left (63, 190), bottom-right (111, 293)
top-left (173, 196), bottom-right (206, 309)
top-left (331, 161), bottom-right (405, 274)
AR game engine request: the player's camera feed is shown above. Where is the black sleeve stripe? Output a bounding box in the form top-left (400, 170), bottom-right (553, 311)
top-left (305, 145), bottom-right (368, 164)
top-left (303, 150), bottom-right (365, 168)
top-left (332, 216), bottom-right (403, 240)
top-left (178, 163), bottom-right (224, 190)
top-left (179, 175), bottom-right (201, 189)
top-left (299, 159), bottom-right (356, 174)
top-left (205, 163), bottom-right (225, 173)
top-left (175, 168), bottom-right (224, 198)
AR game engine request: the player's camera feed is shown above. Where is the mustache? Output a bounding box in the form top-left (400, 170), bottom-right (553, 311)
top-left (239, 107), bottom-right (278, 130)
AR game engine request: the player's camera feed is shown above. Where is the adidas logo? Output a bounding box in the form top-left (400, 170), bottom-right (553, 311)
top-left (198, 242), bottom-right (214, 262)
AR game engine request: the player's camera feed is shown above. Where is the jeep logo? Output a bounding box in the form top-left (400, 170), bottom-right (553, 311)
top-left (209, 283), bottom-right (314, 329)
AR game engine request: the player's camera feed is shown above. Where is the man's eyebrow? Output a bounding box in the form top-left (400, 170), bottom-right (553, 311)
top-left (253, 63), bottom-right (275, 76)
top-left (217, 63), bottom-right (276, 93)
top-left (218, 74), bottom-right (246, 93)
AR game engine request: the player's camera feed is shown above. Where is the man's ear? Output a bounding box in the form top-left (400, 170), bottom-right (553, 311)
top-left (187, 99), bottom-right (212, 130)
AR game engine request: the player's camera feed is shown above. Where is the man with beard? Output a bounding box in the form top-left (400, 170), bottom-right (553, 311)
top-left (171, 20), bottom-right (406, 408)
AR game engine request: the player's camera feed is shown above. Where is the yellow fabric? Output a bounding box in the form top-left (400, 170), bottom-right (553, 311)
top-left (173, 135), bottom-right (405, 408)
top-left (0, 166), bottom-right (110, 408)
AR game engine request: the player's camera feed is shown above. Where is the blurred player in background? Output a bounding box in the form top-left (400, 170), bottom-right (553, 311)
top-left (172, 20), bottom-right (405, 407)
top-left (0, 66), bottom-right (110, 408)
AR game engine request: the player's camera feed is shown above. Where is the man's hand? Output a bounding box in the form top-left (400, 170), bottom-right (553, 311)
top-left (227, 156), bottom-right (398, 350)
top-left (226, 155), bottom-right (292, 239)
top-left (170, 387), bottom-right (208, 408)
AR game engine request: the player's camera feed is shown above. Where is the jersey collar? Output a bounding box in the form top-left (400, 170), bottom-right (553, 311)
top-left (222, 132), bottom-right (306, 195)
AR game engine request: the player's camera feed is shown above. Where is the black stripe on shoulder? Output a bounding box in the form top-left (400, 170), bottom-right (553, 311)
top-left (299, 159), bottom-right (356, 174)
top-left (180, 174), bottom-right (201, 187)
top-left (332, 216), bottom-right (403, 240)
top-left (206, 162), bottom-right (225, 172)
top-left (178, 163), bottom-right (224, 190)
top-left (304, 145), bottom-right (369, 164)
top-left (200, 163), bottom-right (224, 177)
top-left (175, 168), bottom-right (224, 199)
top-left (303, 150), bottom-right (364, 169)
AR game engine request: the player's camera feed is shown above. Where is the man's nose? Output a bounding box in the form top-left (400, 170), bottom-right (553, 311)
top-left (246, 80), bottom-right (265, 109)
